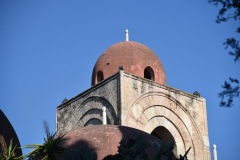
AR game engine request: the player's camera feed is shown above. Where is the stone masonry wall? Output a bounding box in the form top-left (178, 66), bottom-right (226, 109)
top-left (56, 73), bottom-right (120, 135)
top-left (119, 71), bottom-right (210, 160)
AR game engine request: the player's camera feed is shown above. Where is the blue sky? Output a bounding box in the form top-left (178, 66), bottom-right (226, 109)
top-left (0, 1), bottom-right (239, 159)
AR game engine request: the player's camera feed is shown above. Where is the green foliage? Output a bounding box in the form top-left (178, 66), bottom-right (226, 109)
top-left (219, 78), bottom-right (240, 107)
top-left (103, 136), bottom-right (149, 160)
top-left (224, 38), bottom-right (240, 62)
top-left (103, 135), bottom-right (176, 160)
top-left (209, 0), bottom-right (240, 107)
top-left (209, 0), bottom-right (240, 23)
top-left (0, 139), bottom-right (22, 160)
top-left (118, 136), bottom-right (149, 160)
top-left (22, 121), bottom-right (98, 160)
top-left (151, 139), bottom-right (175, 160)
top-left (22, 121), bottom-right (66, 160)
top-left (209, 0), bottom-right (240, 62)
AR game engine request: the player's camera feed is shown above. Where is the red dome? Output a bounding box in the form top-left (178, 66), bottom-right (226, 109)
top-left (61, 125), bottom-right (163, 160)
top-left (92, 41), bottom-right (166, 85)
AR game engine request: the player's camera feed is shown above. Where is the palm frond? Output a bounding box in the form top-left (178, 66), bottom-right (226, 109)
top-left (22, 121), bottom-right (67, 160)
top-left (0, 139), bottom-right (22, 160)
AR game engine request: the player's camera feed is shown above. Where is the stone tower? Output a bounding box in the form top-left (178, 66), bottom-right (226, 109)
top-left (56, 34), bottom-right (210, 160)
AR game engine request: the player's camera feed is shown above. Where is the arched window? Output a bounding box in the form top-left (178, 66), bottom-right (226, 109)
top-left (144, 66), bottom-right (154, 81)
top-left (97, 71), bottom-right (104, 83)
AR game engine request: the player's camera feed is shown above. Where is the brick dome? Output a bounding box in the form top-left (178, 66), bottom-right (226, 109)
top-left (61, 125), bottom-right (164, 160)
top-left (92, 41), bottom-right (166, 85)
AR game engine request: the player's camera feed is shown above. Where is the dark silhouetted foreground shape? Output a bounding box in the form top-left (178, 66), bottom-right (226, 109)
top-left (0, 109), bottom-right (22, 158)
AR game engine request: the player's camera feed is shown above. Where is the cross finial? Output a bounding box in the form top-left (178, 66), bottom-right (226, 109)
top-left (125, 29), bottom-right (129, 41)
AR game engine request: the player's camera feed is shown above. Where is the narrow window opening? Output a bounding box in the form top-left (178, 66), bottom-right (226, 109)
top-left (97, 71), bottom-right (104, 83)
top-left (144, 66), bottom-right (154, 81)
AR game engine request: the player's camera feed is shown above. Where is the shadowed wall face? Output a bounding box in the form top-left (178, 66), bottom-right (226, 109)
top-left (56, 75), bottom-right (120, 135)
